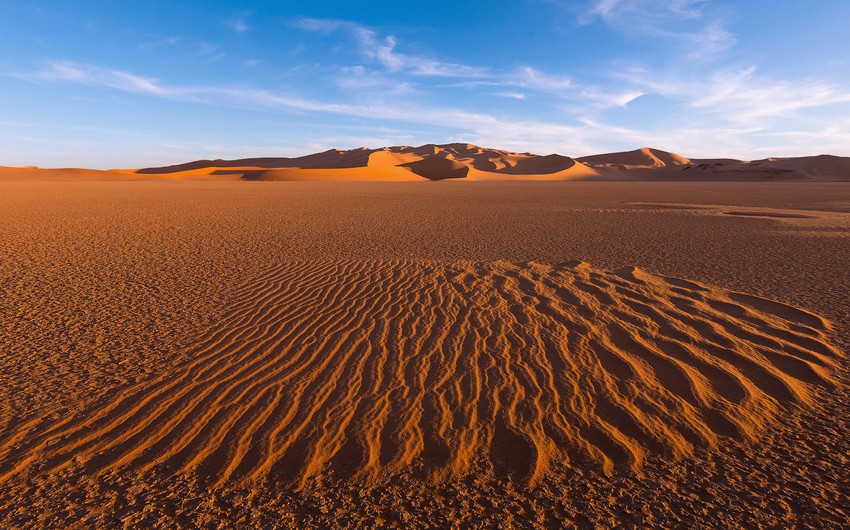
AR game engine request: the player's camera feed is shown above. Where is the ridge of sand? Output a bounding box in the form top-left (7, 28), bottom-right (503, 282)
top-left (4, 144), bottom-right (850, 182)
top-left (749, 155), bottom-right (850, 181)
top-left (126, 147), bottom-right (850, 182)
top-left (0, 167), bottom-right (139, 181)
top-left (124, 144), bottom-right (621, 182)
top-left (238, 166), bottom-right (424, 182)
top-left (0, 259), bottom-right (838, 491)
top-left (578, 147), bottom-right (691, 169)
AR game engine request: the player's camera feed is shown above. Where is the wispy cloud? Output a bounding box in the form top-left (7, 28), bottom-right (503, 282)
top-left (618, 65), bottom-right (850, 122)
top-left (494, 91), bottom-right (527, 100)
top-left (230, 19), bottom-right (249, 33)
top-left (227, 12), bottom-right (251, 33)
top-left (197, 42), bottom-right (226, 62)
top-left (581, 0), bottom-right (706, 25)
top-left (139, 36), bottom-right (179, 50)
top-left (691, 67), bottom-right (850, 120)
top-left (333, 65), bottom-right (415, 94)
top-left (11, 59), bottom-right (850, 160)
top-left (0, 120), bottom-right (155, 138)
top-left (509, 67), bottom-right (572, 91)
top-left (5, 60), bottom-right (667, 158)
top-left (19, 61), bottom-right (176, 97)
top-left (578, 0), bottom-right (735, 60)
top-left (293, 18), bottom-right (488, 78)
top-left (291, 17), bottom-right (632, 114)
top-left (10, 60), bottom-right (583, 151)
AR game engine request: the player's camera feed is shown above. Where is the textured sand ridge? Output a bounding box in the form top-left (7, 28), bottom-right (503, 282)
top-left (0, 259), bottom-right (839, 491)
top-left (6, 143), bottom-right (849, 182)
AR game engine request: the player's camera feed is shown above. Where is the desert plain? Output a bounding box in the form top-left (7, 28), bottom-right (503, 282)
top-left (0, 146), bottom-right (848, 528)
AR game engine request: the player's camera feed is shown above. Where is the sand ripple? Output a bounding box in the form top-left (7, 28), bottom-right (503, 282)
top-left (0, 260), bottom-right (840, 488)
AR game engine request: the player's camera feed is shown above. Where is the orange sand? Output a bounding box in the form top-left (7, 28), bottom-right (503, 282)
top-left (0, 181), bottom-right (847, 527)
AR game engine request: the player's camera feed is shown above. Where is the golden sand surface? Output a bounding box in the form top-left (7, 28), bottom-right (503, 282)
top-left (0, 181), bottom-right (848, 528)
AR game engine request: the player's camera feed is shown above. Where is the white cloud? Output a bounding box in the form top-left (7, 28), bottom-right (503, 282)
top-left (22, 61), bottom-right (174, 97)
top-left (290, 17), bottom-right (347, 35)
top-left (334, 65), bottom-right (415, 94)
top-left (227, 12), bottom-right (251, 33)
top-left (617, 65), bottom-right (850, 123)
top-left (291, 17), bottom-right (635, 114)
top-left (12, 60), bottom-right (850, 160)
top-left (230, 19), bottom-right (249, 33)
top-left (11, 60), bottom-right (583, 152)
top-left (494, 91), bottom-right (527, 100)
top-left (510, 67), bottom-right (572, 91)
top-left (293, 18), bottom-right (488, 78)
top-left (691, 67), bottom-right (850, 120)
top-left (578, 0), bottom-right (735, 60)
top-left (581, 0), bottom-right (705, 25)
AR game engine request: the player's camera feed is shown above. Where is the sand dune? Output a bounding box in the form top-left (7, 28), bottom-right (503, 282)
top-left (131, 143), bottom-right (598, 182)
top-left (578, 147), bottom-right (690, 169)
top-left (127, 145), bottom-right (850, 182)
top-left (0, 167), bottom-right (137, 181)
top-left (5, 144), bottom-right (849, 182)
top-left (0, 259), bottom-right (838, 491)
top-left (238, 166), bottom-right (425, 182)
top-left (402, 155), bottom-right (470, 180)
top-left (750, 155), bottom-right (850, 181)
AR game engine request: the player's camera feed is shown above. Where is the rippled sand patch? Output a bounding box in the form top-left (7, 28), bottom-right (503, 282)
top-left (0, 260), bottom-right (839, 490)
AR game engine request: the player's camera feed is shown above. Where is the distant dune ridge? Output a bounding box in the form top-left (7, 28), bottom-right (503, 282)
top-left (3, 143), bottom-right (850, 181)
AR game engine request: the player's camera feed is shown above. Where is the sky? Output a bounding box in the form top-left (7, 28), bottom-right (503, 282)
top-left (1, 0), bottom-right (849, 168)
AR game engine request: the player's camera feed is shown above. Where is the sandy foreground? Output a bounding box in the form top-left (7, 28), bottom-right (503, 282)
top-left (0, 181), bottom-right (848, 528)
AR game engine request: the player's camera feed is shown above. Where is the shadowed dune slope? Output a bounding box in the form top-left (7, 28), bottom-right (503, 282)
top-left (135, 148), bottom-right (375, 174)
top-left (0, 260), bottom-right (839, 490)
top-left (234, 166), bottom-right (424, 182)
top-left (402, 156), bottom-right (469, 180)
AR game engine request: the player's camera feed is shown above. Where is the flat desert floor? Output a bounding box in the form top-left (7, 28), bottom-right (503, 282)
top-left (0, 181), bottom-right (848, 528)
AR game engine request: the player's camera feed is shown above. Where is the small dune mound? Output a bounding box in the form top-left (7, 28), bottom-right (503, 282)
top-left (579, 148), bottom-right (690, 169)
top-left (0, 260), bottom-right (839, 490)
top-left (752, 155), bottom-right (850, 181)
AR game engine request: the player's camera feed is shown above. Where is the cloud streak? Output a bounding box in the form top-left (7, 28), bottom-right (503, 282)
top-left (617, 65), bottom-right (850, 122)
top-left (291, 18), bottom-right (639, 114)
top-left (578, 0), bottom-right (735, 60)
top-left (293, 18), bottom-right (488, 78)
top-left (10, 51), bottom-right (850, 160)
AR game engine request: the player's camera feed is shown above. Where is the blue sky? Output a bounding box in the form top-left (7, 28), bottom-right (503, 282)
top-left (2, 0), bottom-right (849, 168)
